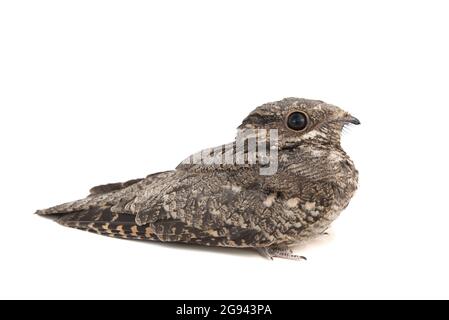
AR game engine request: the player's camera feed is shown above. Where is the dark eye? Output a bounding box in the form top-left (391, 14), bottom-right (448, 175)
top-left (287, 112), bottom-right (308, 131)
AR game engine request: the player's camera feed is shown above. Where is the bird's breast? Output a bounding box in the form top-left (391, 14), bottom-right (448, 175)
top-left (270, 154), bottom-right (358, 242)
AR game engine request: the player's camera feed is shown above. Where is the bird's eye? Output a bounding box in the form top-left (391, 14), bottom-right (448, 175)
top-left (286, 112), bottom-right (308, 131)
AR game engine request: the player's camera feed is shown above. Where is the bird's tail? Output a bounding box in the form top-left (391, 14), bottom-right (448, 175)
top-left (36, 206), bottom-right (157, 241)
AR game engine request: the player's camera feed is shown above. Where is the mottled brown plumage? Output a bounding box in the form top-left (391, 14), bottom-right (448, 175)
top-left (36, 98), bottom-right (359, 260)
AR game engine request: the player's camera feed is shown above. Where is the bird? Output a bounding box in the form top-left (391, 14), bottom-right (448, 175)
top-left (36, 98), bottom-right (359, 260)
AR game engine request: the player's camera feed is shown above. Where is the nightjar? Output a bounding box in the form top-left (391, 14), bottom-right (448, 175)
top-left (36, 98), bottom-right (359, 260)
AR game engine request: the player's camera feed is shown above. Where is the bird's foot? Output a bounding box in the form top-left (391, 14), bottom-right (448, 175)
top-left (256, 246), bottom-right (307, 261)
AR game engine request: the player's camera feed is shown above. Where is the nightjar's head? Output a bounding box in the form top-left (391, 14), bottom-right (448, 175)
top-left (238, 98), bottom-right (360, 149)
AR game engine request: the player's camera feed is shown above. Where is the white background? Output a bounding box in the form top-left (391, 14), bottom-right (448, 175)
top-left (1, 1), bottom-right (448, 300)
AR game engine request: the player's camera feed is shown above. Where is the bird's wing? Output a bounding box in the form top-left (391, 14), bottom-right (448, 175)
top-left (36, 170), bottom-right (180, 241)
top-left (132, 169), bottom-right (277, 247)
top-left (88, 178), bottom-right (144, 196)
top-left (36, 171), bottom-right (175, 216)
top-left (37, 148), bottom-right (279, 246)
top-left (88, 171), bottom-right (174, 196)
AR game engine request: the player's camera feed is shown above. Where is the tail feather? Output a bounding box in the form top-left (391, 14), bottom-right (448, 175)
top-left (36, 206), bottom-right (159, 241)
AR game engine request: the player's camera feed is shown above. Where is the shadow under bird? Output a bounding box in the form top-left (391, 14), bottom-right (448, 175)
top-left (36, 98), bottom-right (360, 260)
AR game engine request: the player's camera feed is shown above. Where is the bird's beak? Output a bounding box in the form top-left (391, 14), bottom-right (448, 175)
top-left (338, 113), bottom-right (360, 126)
top-left (347, 116), bottom-right (361, 125)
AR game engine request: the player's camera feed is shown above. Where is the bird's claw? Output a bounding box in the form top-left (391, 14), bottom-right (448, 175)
top-left (256, 247), bottom-right (307, 261)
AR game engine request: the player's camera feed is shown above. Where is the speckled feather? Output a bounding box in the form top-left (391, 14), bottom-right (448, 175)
top-left (36, 98), bottom-right (359, 258)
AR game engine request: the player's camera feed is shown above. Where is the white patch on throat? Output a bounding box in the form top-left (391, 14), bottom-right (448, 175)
top-left (328, 150), bottom-right (343, 162)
